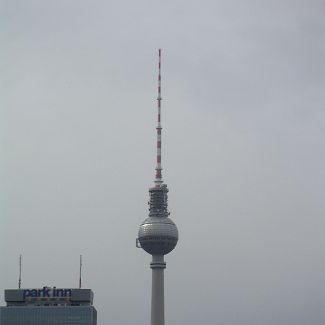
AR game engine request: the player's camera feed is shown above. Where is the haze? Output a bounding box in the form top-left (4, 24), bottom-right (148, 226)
top-left (1, 0), bottom-right (325, 324)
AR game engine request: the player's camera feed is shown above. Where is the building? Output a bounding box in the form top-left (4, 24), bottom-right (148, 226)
top-left (0, 287), bottom-right (97, 325)
top-left (137, 49), bottom-right (178, 325)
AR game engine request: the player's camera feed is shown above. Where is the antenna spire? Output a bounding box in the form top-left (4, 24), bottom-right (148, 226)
top-left (18, 254), bottom-right (22, 289)
top-left (79, 255), bottom-right (82, 289)
top-left (155, 49), bottom-right (163, 186)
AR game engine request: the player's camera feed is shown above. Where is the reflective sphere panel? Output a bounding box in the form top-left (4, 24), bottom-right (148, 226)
top-left (138, 217), bottom-right (178, 255)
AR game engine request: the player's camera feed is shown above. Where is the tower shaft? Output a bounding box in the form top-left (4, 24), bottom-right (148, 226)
top-left (151, 255), bottom-right (166, 325)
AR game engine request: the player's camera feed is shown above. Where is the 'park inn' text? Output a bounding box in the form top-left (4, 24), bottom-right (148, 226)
top-left (23, 287), bottom-right (72, 299)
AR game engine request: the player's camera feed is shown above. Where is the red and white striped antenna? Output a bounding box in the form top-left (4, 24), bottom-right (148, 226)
top-left (155, 49), bottom-right (163, 186)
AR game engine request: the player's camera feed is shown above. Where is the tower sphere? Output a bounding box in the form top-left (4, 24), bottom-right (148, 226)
top-left (138, 217), bottom-right (178, 255)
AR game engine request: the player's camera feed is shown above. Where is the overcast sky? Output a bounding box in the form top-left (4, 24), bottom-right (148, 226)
top-left (1, 0), bottom-right (325, 324)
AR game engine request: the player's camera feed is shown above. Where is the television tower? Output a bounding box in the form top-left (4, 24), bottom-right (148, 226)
top-left (137, 49), bottom-right (179, 325)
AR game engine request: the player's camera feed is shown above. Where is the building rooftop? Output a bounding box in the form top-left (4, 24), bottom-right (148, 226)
top-left (4, 288), bottom-right (94, 307)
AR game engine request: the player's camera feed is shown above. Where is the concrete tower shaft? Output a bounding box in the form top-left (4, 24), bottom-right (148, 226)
top-left (151, 255), bottom-right (166, 325)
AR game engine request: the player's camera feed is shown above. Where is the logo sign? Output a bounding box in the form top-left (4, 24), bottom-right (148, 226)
top-left (23, 287), bottom-right (72, 299)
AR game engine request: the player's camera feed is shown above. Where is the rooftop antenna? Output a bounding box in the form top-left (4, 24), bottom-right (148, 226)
top-left (79, 255), bottom-right (82, 289)
top-left (155, 48), bottom-right (163, 186)
top-left (18, 254), bottom-right (22, 289)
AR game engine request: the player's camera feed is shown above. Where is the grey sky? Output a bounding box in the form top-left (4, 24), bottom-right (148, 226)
top-left (1, 0), bottom-right (325, 324)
